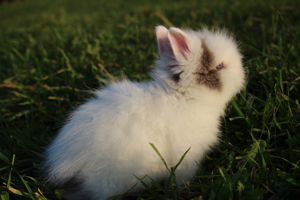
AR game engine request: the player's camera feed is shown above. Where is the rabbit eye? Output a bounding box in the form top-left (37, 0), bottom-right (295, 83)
top-left (215, 63), bottom-right (223, 70)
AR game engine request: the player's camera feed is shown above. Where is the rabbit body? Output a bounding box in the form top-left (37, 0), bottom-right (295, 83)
top-left (44, 26), bottom-right (245, 200)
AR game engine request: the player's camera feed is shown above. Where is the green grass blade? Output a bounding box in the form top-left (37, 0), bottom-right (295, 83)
top-left (149, 143), bottom-right (171, 173)
top-left (173, 147), bottom-right (191, 171)
top-left (277, 169), bottom-right (300, 187)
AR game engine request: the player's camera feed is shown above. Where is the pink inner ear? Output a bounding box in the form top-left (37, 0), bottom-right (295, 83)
top-left (158, 37), bottom-right (169, 54)
top-left (171, 32), bottom-right (189, 60)
top-left (172, 32), bottom-right (189, 52)
top-left (156, 26), bottom-right (174, 58)
top-left (157, 36), bottom-right (174, 57)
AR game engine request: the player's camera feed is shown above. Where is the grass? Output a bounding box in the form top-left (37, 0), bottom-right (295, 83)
top-left (0, 0), bottom-right (299, 199)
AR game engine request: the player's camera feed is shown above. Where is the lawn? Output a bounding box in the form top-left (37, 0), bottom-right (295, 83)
top-left (0, 0), bottom-right (299, 199)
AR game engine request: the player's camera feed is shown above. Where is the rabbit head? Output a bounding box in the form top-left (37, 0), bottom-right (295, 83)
top-left (152, 26), bottom-right (245, 102)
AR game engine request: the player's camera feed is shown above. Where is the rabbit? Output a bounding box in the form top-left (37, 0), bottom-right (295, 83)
top-left (44, 25), bottom-right (245, 200)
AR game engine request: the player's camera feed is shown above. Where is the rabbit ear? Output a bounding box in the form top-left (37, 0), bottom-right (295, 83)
top-left (156, 26), bottom-right (174, 58)
top-left (168, 27), bottom-right (190, 62)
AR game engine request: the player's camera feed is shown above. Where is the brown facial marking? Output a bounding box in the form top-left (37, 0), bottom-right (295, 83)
top-left (197, 71), bottom-right (221, 90)
top-left (201, 41), bottom-right (214, 72)
top-left (196, 41), bottom-right (222, 90)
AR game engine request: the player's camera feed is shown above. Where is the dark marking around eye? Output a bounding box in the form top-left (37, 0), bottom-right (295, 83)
top-left (167, 64), bottom-right (183, 83)
top-left (168, 64), bottom-right (179, 68)
top-left (196, 41), bottom-right (222, 90)
top-left (171, 71), bottom-right (183, 83)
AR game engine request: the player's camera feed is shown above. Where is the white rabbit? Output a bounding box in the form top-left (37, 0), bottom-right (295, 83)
top-left (44, 25), bottom-right (245, 200)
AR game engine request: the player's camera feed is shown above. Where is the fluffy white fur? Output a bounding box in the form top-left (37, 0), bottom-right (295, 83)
top-left (44, 25), bottom-right (245, 200)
